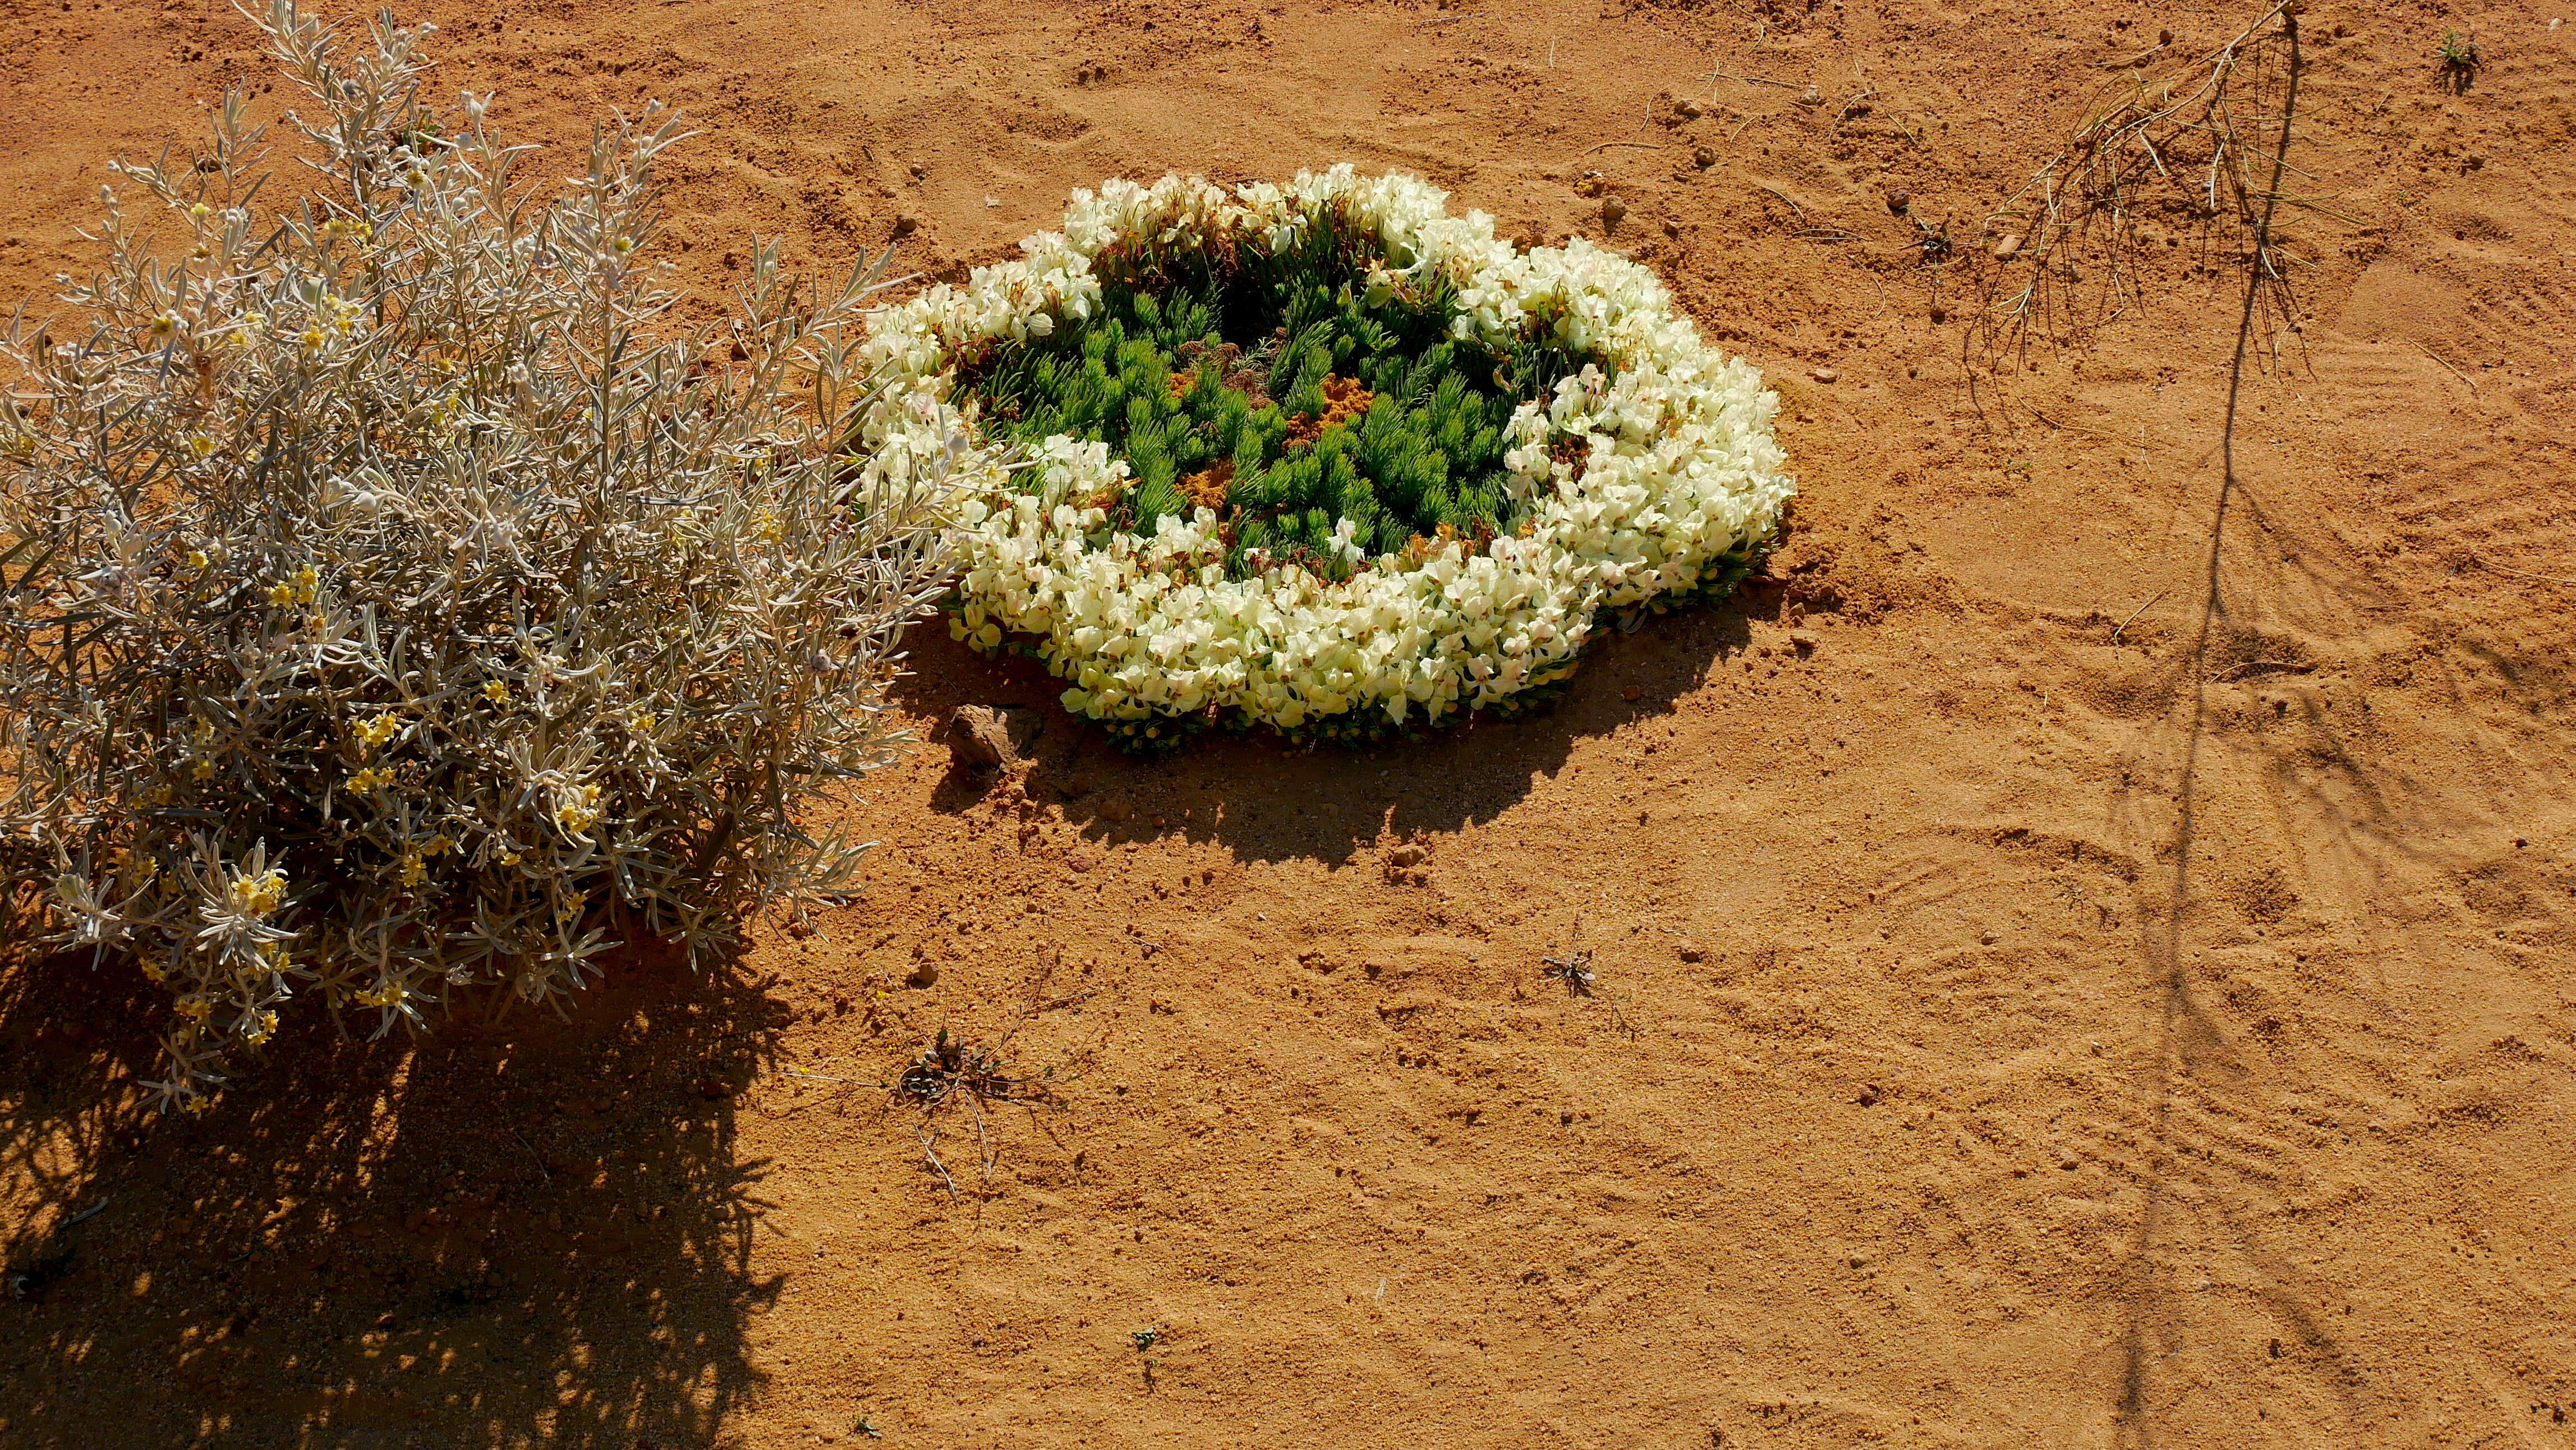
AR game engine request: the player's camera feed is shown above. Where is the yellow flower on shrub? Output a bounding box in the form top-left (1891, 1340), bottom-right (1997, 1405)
top-left (265, 565), bottom-right (319, 608)
top-left (483, 680), bottom-right (510, 704)
top-left (554, 783), bottom-right (604, 835)
top-left (228, 867), bottom-right (288, 919)
top-left (348, 766), bottom-right (392, 795)
top-left (355, 710), bottom-right (402, 750)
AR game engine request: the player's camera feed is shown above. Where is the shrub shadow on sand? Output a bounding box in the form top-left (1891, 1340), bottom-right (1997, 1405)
top-left (0, 945), bottom-right (793, 1449)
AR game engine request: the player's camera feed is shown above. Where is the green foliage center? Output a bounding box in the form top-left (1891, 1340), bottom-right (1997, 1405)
top-left (967, 231), bottom-right (1589, 580)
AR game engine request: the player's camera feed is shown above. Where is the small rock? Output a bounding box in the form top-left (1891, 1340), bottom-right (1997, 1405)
top-left (1884, 186), bottom-right (1911, 213)
top-left (1387, 845), bottom-right (1428, 869)
top-left (1677, 943), bottom-right (1706, 963)
top-left (1675, 97), bottom-right (1703, 118)
top-left (1810, 367), bottom-right (1838, 383)
top-left (945, 703), bottom-right (1039, 772)
top-left (1798, 84), bottom-right (1823, 108)
top-left (1790, 628), bottom-right (1819, 651)
top-left (907, 961), bottom-right (940, 988)
top-left (1992, 233), bottom-right (2023, 259)
top-left (1692, 146), bottom-right (1717, 169)
top-left (1622, 684), bottom-right (1643, 701)
top-left (1097, 797), bottom-right (1132, 823)
top-left (1599, 196), bottom-right (1627, 231)
top-left (1980, 930), bottom-right (1999, 946)
top-left (890, 213), bottom-right (921, 238)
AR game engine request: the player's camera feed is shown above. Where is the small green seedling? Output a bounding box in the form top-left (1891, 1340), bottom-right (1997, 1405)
top-left (853, 1417), bottom-right (882, 1440)
top-left (1131, 1326), bottom-right (1160, 1352)
top-left (2437, 29), bottom-right (2481, 88)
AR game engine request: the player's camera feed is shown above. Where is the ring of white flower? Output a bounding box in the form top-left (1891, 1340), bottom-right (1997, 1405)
top-left (858, 167), bottom-right (1795, 744)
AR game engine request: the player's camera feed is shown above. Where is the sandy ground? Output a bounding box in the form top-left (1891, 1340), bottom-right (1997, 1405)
top-left (5, 0), bottom-right (2576, 1445)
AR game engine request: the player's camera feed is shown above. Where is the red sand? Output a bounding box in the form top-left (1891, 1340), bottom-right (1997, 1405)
top-left (5, 0), bottom-right (2575, 1444)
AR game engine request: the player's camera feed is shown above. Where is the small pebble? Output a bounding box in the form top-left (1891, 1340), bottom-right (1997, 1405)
top-left (908, 961), bottom-right (940, 987)
top-left (1790, 629), bottom-right (1819, 650)
top-left (1600, 196), bottom-right (1628, 230)
top-left (1692, 146), bottom-right (1717, 169)
top-left (1798, 84), bottom-right (1823, 107)
top-left (1810, 366), bottom-right (1838, 383)
top-left (1678, 943), bottom-right (1706, 963)
top-left (1980, 930), bottom-right (1999, 946)
top-left (1675, 97), bottom-right (1703, 118)
top-left (1993, 233), bottom-right (2023, 259)
top-left (1884, 186), bottom-right (1911, 213)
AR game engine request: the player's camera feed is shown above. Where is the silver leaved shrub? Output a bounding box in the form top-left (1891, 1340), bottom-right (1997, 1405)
top-left (0, 4), bottom-right (956, 1109)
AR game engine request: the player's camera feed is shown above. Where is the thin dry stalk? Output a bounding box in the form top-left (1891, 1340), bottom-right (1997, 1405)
top-left (1967, 1), bottom-right (2314, 365)
top-left (890, 964), bottom-right (1077, 1200)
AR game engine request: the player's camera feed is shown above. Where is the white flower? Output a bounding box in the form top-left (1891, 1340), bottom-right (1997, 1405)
top-left (856, 169), bottom-right (1795, 735)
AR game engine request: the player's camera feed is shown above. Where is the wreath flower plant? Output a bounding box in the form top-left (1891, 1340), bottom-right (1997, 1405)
top-left (859, 167), bottom-right (1795, 750)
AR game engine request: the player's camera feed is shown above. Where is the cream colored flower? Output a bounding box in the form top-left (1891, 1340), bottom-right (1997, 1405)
top-left (863, 168), bottom-right (1793, 738)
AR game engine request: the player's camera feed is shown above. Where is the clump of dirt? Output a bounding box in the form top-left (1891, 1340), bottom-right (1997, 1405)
top-left (1281, 373), bottom-right (1373, 448)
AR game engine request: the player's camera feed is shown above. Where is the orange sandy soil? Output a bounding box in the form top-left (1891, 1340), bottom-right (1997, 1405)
top-left (6, 0), bottom-right (2576, 1445)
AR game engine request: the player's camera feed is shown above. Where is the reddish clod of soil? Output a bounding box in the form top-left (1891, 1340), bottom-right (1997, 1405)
top-left (5, 1), bottom-right (2575, 1447)
top-left (1284, 373), bottom-right (1376, 448)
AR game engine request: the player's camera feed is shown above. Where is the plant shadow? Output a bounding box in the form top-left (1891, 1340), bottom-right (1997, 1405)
top-left (0, 942), bottom-right (794, 1449)
top-left (890, 581), bottom-right (1790, 866)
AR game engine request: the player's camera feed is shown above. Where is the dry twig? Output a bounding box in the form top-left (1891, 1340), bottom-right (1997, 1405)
top-left (1968, 1), bottom-right (2314, 364)
top-left (890, 962), bottom-right (1079, 1200)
